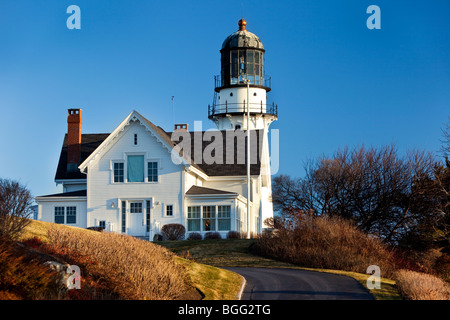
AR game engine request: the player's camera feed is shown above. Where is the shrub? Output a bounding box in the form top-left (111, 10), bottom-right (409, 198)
top-left (252, 214), bottom-right (396, 277)
top-left (226, 231), bottom-right (241, 239)
top-left (153, 234), bottom-right (163, 241)
top-left (204, 232), bottom-right (222, 240)
top-left (0, 238), bottom-right (60, 299)
top-left (394, 269), bottom-right (450, 300)
top-left (187, 232), bottom-right (202, 240)
top-left (161, 224), bottom-right (186, 240)
top-left (0, 179), bottom-right (33, 240)
top-left (86, 226), bottom-right (104, 232)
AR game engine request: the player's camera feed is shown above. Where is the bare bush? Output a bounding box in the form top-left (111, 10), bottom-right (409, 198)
top-left (253, 214), bottom-right (396, 277)
top-left (0, 179), bottom-right (33, 240)
top-left (47, 228), bottom-right (189, 300)
top-left (394, 269), bottom-right (450, 300)
top-left (161, 224), bottom-right (186, 240)
top-left (226, 231), bottom-right (241, 239)
top-left (187, 232), bottom-right (202, 240)
top-left (204, 232), bottom-right (222, 240)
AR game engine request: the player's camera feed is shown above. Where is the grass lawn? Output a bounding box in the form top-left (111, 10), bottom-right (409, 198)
top-left (157, 238), bottom-right (402, 300)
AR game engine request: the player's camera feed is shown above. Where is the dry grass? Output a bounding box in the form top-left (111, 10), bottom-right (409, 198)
top-left (253, 215), bottom-right (397, 278)
top-left (0, 239), bottom-right (60, 299)
top-left (393, 269), bottom-right (450, 300)
top-left (46, 227), bottom-right (190, 300)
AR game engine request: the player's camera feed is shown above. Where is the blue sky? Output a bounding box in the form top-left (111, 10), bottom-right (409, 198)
top-left (0, 0), bottom-right (449, 198)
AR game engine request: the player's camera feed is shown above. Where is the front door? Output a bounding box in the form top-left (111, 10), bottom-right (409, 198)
top-left (128, 201), bottom-right (146, 236)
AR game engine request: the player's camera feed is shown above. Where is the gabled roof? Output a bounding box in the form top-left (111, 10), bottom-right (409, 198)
top-left (55, 110), bottom-right (262, 181)
top-left (55, 134), bottom-right (109, 180)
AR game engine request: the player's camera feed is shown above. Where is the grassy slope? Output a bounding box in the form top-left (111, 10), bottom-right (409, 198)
top-left (158, 239), bottom-right (402, 300)
top-left (19, 220), bottom-right (242, 300)
top-left (20, 221), bottom-right (400, 300)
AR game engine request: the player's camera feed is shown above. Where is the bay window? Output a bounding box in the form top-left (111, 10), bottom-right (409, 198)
top-left (187, 205), bottom-right (232, 232)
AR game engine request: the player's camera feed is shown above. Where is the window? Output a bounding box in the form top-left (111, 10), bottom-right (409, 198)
top-left (187, 206), bottom-right (201, 231)
top-left (147, 161), bottom-right (158, 182)
top-left (55, 207), bottom-right (64, 224)
top-left (121, 201), bottom-right (126, 233)
top-left (130, 202), bottom-right (142, 213)
top-left (146, 200), bottom-right (151, 232)
top-left (127, 155), bottom-right (144, 182)
top-left (66, 206), bottom-right (76, 224)
top-left (166, 205), bottom-right (173, 217)
top-left (218, 206), bottom-right (231, 231)
top-left (113, 162), bottom-right (124, 183)
top-left (99, 220), bottom-right (106, 229)
top-left (228, 49), bottom-right (264, 85)
top-left (134, 134), bottom-right (138, 145)
top-left (202, 206), bottom-right (215, 231)
top-left (114, 157), bottom-right (159, 184)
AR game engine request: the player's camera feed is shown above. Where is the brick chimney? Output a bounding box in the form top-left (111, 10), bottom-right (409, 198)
top-left (174, 123), bottom-right (188, 131)
top-left (67, 109), bottom-right (82, 172)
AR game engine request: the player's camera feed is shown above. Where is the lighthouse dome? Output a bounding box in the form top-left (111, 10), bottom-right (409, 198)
top-left (221, 19), bottom-right (264, 50)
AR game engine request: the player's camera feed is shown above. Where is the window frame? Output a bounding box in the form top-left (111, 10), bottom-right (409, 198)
top-left (130, 202), bottom-right (143, 214)
top-left (66, 206), bottom-right (77, 224)
top-left (112, 161), bottom-right (125, 183)
top-left (111, 156), bottom-right (160, 184)
top-left (121, 201), bottom-right (126, 233)
top-left (54, 206), bottom-right (65, 224)
top-left (217, 205), bottom-right (231, 231)
top-left (147, 160), bottom-right (159, 183)
top-left (202, 206), bottom-right (216, 232)
top-left (187, 206), bottom-right (201, 232)
top-left (166, 204), bottom-right (173, 217)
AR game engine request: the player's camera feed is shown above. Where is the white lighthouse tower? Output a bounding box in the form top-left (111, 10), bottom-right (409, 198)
top-left (208, 19), bottom-right (278, 233)
top-left (208, 19), bottom-right (278, 131)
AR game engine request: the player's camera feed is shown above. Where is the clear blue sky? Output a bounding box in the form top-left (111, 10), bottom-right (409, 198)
top-left (0, 0), bottom-right (449, 198)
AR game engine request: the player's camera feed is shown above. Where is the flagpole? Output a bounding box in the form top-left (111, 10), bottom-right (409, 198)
top-left (172, 96), bottom-right (175, 128)
top-left (246, 78), bottom-right (250, 239)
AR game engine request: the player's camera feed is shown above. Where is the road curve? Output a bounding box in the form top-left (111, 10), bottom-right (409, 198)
top-left (225, 267), bottom-right (374, 300)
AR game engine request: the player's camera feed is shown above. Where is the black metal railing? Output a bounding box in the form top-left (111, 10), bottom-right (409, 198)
top-left (214, 75), bottom-right (272, 91)
top-left (208, 101), bottom-right (278, 118)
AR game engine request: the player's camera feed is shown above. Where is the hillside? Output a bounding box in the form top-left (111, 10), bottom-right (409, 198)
top-left (2, 220), bottom-right (242, 300)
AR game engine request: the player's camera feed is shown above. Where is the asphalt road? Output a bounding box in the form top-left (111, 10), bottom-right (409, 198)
top-left (225, 267), bottom-right (374, 300)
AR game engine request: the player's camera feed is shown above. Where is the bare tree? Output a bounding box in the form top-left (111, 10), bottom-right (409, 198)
top-left (440, 117), bottom-right (450, 158)
top-left (0, 178), bottom-right (33, 240)
top-left (272, 145), bottom-right (442, 245)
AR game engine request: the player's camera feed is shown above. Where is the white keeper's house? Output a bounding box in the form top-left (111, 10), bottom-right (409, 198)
top-left (36, 19), bottom-right (278, 239)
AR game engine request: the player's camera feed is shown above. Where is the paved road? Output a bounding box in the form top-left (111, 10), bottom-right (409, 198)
top-left (225, 267), bottom-right (374, 300)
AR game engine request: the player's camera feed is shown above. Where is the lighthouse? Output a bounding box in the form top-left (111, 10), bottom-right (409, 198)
top-left (208, 19), bottom-right (278, 131)
top-left (208, 19), bottom-right (278, 233)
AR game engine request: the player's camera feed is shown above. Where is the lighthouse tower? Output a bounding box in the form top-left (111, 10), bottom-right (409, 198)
top-left (208, 19), bottom-right (278, 131)
top-left (208, 19), bottom-right (278, 232)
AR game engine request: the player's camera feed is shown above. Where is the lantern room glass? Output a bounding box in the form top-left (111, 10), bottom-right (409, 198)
top-left (221, 49), bottom-right (264, 86)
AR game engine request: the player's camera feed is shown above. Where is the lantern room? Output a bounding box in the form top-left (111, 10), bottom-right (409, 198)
top-left (217, 19), bottom-right (270, 91)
